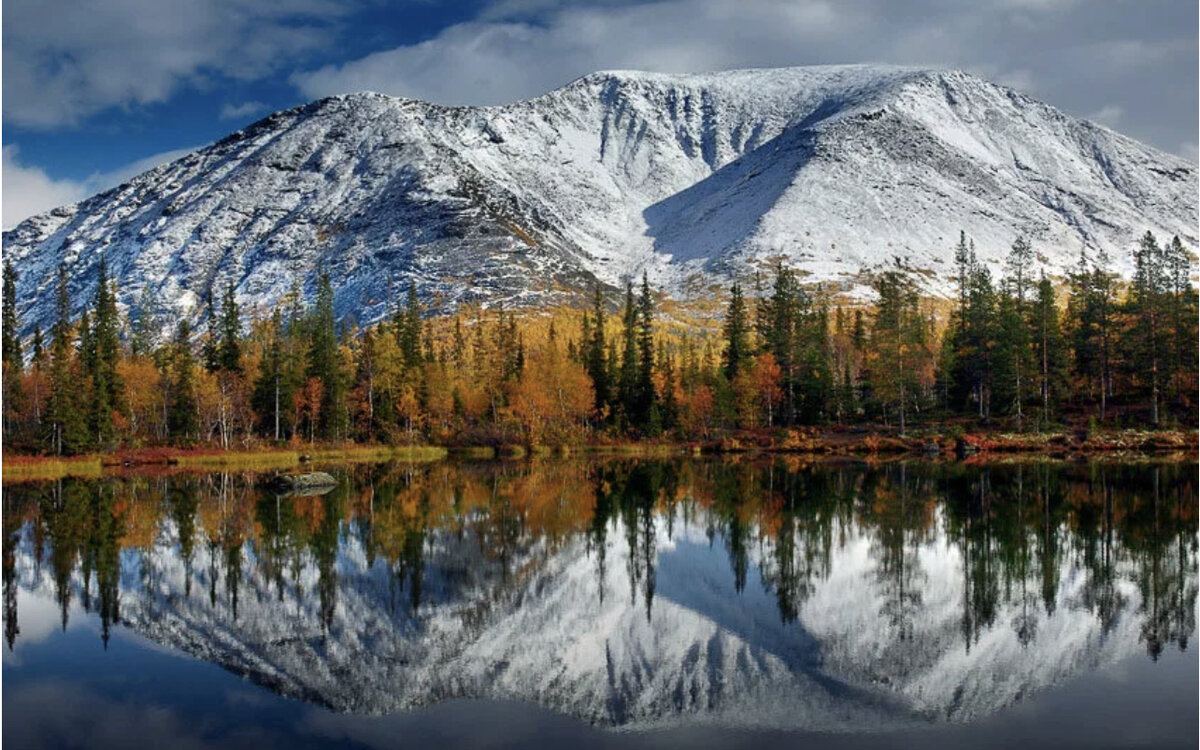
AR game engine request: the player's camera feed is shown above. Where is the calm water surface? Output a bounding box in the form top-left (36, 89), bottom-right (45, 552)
top-left (2, 458), bottom-right (1196, 749)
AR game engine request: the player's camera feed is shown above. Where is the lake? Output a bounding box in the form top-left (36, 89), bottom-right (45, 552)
top-left (2, 458), bottom-right (1196, 749)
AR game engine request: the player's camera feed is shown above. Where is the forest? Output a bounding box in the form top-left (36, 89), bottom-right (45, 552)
top-left (1, 230), bottom-right (1196, 457)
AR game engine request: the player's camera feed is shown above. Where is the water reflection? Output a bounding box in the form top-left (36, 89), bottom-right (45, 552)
top-left (2, 459), bottom-right (1196, 729)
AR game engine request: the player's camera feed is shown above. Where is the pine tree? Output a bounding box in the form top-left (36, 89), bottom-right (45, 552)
top-left (1129, 231), bottom-right (1167, 425)
top-left (201, 292), bottom-right (219, 373)
top-left (636, 273), bottom-right (657, 430)
top-left (1163, 235), bottom-right (1198, 409)
top-left (583, 289), bottom-right (611, 420)
top-left (46, 266), bottom-right (87, 455)
top-left (1005, 237), bottom-right (1035, 423)
top-left (168, 320), bottom-right (199, 441)
top-left (869, 267), bottom-right (929, 434)
top-left (1031, 274), bottom-right (1066, 428)
top-left (308, 273), bottom-right (347, 440)
top-left (618, 281), bottom-right (640, 427)
top-left (88, 258), bottom-right (124, 448)
top-left (2, 260), bottom-right (24, 442)
top-left (252, 309), bottom-right (296, 441)
top-left (218, 281), bottom-right (241, 372)
top-left (30, 326), bottom-right (44, 368)
top-left (129, 284), bottom-right (159, 358)
top-left (722, 281), bottom-right (750, 382)
top-left (2, 260), bottom-right (22, 372)
top-left (398, 281), bottom-right (422, 370)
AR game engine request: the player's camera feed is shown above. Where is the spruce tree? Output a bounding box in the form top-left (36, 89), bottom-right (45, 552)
top-left (1031, 274), bottom-right (1066, 428)
top-left (583, 288), bottom-right (611, 419)
top-left (218, 281), bottom-right (241, 372)
top-left (308, 273), bottom-right (347, 440)
top-left (2, 260), bottom-right (22, 372)
top-left (722, 281), bottom-right (749, 382)
top-left (2, 260), bottom-right (23, 442)
top-left (1129, 231), bottom-right (1167, 425)
top-left (618, 282), bottom-right (640, 426)
top-left (47, 266), bottom-right (87, 455)
top-left (636, 273), bottom-right (656, 429)
top-left (168, 320), bottom-right (199, 441)
top-left (87, 261), bottom-right (118, 447)
top-left (201, 292), bottom-right (219, 373)
top-left (252, 309), bottom-right (296, 441)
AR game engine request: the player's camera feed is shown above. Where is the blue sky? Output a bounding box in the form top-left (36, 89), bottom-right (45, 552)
top-left (4, 0), bottom-right (1197, 228)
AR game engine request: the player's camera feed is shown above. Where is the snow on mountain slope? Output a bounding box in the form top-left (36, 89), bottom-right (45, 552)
top-left (3, 66), bottom-right (1195, 340)
top-left (8, 509), bottom-right (1151, 731)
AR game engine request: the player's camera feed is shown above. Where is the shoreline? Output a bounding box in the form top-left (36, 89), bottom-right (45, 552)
top-left (3, 428), bottom-right (1196, 482)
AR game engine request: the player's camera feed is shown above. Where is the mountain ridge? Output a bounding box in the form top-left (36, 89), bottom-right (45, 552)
top-left (3, 65), bottom-right (1195, 341)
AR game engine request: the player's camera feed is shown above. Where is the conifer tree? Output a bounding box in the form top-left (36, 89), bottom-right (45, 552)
top-left (618, 281), bottom-right (640, 426)
top-left (252, 309), bottom-right (296, 441)
top-left (869, 267), bottom-right (928, 434)
top-left (218, 281), bottom-right (241, 372)
top-left (722, 281), bottom-right (750, 382)
top-left (2, 260), bottom-right (22, 372)
top-left (47, 266), bottom-right (86, 454)
top-left (309, 273), bottom-right (347, 440)
top-left (3, 260), bottom-right (23, 441)
top-left (1031, 274), bottom-right (1066, 427)
top-left (168, 320), bottom-right (199, 441)
top-left (636, 273), bottom-right (657, 430)
top-left (129, 284), bottom-right (159, 358)
top-left (1129, 231), bottom-right (1167, 425)
top-left (201, 292), bottom-right (219, 373)
top-left (88, 258), bottom-right (124, 448)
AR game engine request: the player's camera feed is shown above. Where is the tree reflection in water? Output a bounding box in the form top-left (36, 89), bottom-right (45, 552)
top-left (2, 458), bottom-right (1195, 725)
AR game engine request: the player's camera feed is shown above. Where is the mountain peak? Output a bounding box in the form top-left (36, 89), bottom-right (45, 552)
top-left (3, 65), bottom-right (1194, 342)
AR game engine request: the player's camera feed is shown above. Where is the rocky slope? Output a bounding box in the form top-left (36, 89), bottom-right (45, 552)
top-left (3, 66), bottom-right (1195, 340)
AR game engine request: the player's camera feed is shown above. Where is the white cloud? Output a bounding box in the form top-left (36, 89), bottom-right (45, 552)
top-left (289, 0), bottom-right (1196, 156)
top-left (219, 101), bottom-right (270, 120)
top-left (3, 144), bottom-right (197, 229)
top-left (1086, 104), bottom-right (1124, 127)
top-left (1180, 142), bottom-right (1199, 164)
top-left (3, 0), bottom-right (350, 129)
top-left (2, 146), bottom-right (89, 229)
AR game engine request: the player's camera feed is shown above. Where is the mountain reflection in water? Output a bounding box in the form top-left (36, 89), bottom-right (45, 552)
top-left (2, 459), bottom-right (1195, 731)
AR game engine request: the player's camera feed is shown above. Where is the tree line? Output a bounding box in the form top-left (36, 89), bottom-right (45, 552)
top-left (1, 230), bottom-right (1195, 455)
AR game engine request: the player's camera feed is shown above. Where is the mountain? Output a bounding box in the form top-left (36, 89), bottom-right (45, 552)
top-left (9, 512), bottom-right (1150, 730)
top-left (3, 65), bottom-right (1195, 340)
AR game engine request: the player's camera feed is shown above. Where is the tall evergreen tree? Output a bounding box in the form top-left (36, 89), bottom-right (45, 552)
top-left (46, 266), bottom-right (87, 455)
top-left (201, 292), bottom-right (219, 373)
top-left (168, 320), bottom-right (199, 441)
top-left (1031, 274), bottom-right (1067, 427)
top-left (308, 273), bottom-right (347, 440)
top-left (252, 309), bottom-right (296, 441)
top-left (2, 260), bottom-right (22, 371)
top-left (618, 282), bottom-right (640, 426)
top-left (583, 287), bottom-right (610, 419)
top-left (2, 260), bottom-right (23, 442)
top-left (870, 267), bottom-right (929, 434)
top-left (1129, 231), bottom-right (1167, 425)
top-left (636, 273), bottom-right (658, 432)
top-left (218, 281), bottom-right (241, 372)
top-left (722, 281), bottom-right (750, 382)
top-left (88, 257), bottom-right (124, 447)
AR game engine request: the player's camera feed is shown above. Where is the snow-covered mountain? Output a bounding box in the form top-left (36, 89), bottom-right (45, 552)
top-left (3, 66), bottom-right (1195, 339)
top-left (7, 510), bottom-right (1156, 730)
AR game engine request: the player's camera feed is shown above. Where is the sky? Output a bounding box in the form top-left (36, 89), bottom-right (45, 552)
top-left (3, 0), bottom-right (1197, 229)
